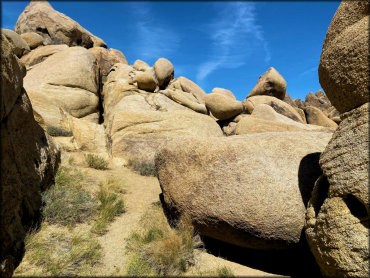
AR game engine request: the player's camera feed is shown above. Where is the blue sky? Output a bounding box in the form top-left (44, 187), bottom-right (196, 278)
top-left (1, 1), bottom-right (340, 101)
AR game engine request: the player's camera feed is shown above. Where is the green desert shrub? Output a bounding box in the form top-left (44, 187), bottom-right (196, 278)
top-left (125, 204), bottom-right (195, 276)
top-left (217, 266), bottom-right (235, 277)
top-left (85, 153), bottom-right (109, 170)
top-left (18, 225), bottom-right (101, 276)
top-left (128, 158), bottom-right (157, 176)
top-left (91, 178), bottom-right (125, 235)
top-left (42, 167), bottom-right (97, 226)
top-left (46, 126), bottom-right (72, 137)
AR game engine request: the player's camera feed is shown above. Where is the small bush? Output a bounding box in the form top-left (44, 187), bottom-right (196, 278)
top-left (42, 167), bottom-right (97, 226)
top-left (128, 158), bottom-right (157, 176)
top-left (125, 204), bottom-right (195, 276)
top-left (46, 126), bottom-right (72, 137)
top-left (217, 266), bottom-right (235, 277)
top-left (17, 225), bottom-right (101, 276)
top-left (91, 178), bottom-right (125, 235)
top-left (85, 153), bottom-right (109, 170)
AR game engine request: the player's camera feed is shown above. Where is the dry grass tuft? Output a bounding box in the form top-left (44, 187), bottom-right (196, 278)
top-left (125, 204), bottom-right (195, 276)
top-left (217, 266), bottom-right (235, 277)
top-left (85, 153), bottom-right (109, 170)
top-left (46, 126), bottom-right (72, 137)
top-left (127, 157), bottom-right (157, 176)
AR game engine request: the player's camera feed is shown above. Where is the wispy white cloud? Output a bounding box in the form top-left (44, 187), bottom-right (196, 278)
top-left (299, 66), bottom-right (317, 77)
top-left (196, 2), bottom-right (271, 82)
top-left (129, 2), bottom-right (180, 65)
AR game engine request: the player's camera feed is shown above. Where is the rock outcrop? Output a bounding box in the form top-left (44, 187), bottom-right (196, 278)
top-left (1, 29), bottom-right (30, 57)
top-left (156, 132), bottom-right (332, 250)
top-left (304, 106), bottom-right (338, 128)
top-left (318, 1), bottom-right (369, 113)
top-left (20, 32), bottom-right (44, 49)
top-left (20, 44), bottom-right (69, 69)
top-left (205, 89), bottom-right (243, 120)
top-left (23, 46), bottom-right (100, 127)
top-left (15, 1), bottom-right (106, 49)
top-left (153, 58), bottom-right (174, 89)
top-left (246, 67), bottom-right (287, 100)
top-left (305, 1), bottom-right (369, 276)
top-left (0, 34), bottom-right (60, 278)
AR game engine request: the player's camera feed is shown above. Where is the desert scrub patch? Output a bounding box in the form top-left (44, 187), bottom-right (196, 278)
top-left (14, 224), bottom-right (101, 276)
top-left (42, 166), bottom-right (97, 226)
top-left (127, 157), bottom-right (157, 176)
top-left (125, 204), bottom-right (195, 276)
top-left (46, 125), bottom-right (72, 137)
top-left (91, 178), bottom-right (125, 235)
top-left (85, 153), bottom-right (109, 170)
top-left (217, 266), bottom-right (235, 277)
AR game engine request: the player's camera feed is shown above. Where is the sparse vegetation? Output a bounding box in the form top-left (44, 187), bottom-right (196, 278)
top-left (217, 266), bottom-right (235, 277)
top-left (42, 166), bottom-right (97, 226)
top-left (91, 178), bottom-right (125, 235)
top-left (68, 156), bottom-right (75, 165)
top-left (15, 224), bottom-right (101, 276)
top-left (125, 204), bottom-right (195, 276)
top-left (128, 157), bottom-right (157, 176)
top-left (46, 125), bottom-right (72, 137)
top-left (85, 153), bottom-right (109, 170)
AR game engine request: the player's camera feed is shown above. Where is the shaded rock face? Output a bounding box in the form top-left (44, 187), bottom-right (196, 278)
top-left (306, 103), bottom-right (369, 277)
top-left (247, 67), bottom-right (287, 100)
top-left (155, 132), bottom-right (332, 250)
top-left (0, 34), bottom-right (60, 278)
top-left (304, 106), bottom-right (338, 128)
top-left (1, 29), bottom-right (30, 58)
top-left (23, 46), bottom-right (100, 127)
top-left (15, 1), bottom-right (106, 49)
top-left (318, 1), bottom-right (369, 113)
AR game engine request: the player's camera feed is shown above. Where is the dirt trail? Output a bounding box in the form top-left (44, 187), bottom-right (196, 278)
top-left (65, 151), bottom-right (283, 276)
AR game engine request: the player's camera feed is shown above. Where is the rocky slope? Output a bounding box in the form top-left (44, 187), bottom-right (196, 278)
top-left (1, 0), bottom-right (367, 277)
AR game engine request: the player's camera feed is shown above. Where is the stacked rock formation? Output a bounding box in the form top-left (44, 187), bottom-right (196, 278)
top-left (305, 1), bottom-right (369, 277)
top-left (0, 34), bottom-right (60, 278)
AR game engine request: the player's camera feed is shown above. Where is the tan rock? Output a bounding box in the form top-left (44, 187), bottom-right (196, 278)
top-left (305, 103), bottom-right (369, 277)
top-left (133, 59), bottom-right (150, 71)
top-left (283, 92), bottom-right (298, 108)
top-left (167, 76), bottom-right (207, 103)
top-left (15, 1), bottom-right (106, 48)
top-left (20, 44), bottom-right (69, 69)
top-left (305, 90), bottom-right (337, 116)
top-left (107, 110), bottom-right (223, 162)
top-left (295, 107), bottom-right (307, 123)
top-left (153, 58), bottom-right (174, 89)
top-left (60, 109), bottom-right (107, 153)
top-left (1, 28), bottom-right (30, 57)
top-left (318, 1), bottom-right (369, 113)
top-left (160, 88), bottom-right (208, 114)
top-left (135, 72), bottom-right (158, 92)
top-left (304, 106), bottom-right (338, 128)
top-left (211, 88), bottom-right (236, 99)
top-left (20, 32), bottom-right (44, 49)
top-left (205, 93), bottom-right (243, 120)
top-left (88, 47), bottom-right (128, 84)
top-left (24, 46), bottom-right (100, 127)
top-left (155, 132), bottom-right (332, 250)
top-left (1, 35), bottom-right (60, 278)
top-left (247, 67), bottom-right (287, 100)
top-left (243, 95), bottom-right (304, 123)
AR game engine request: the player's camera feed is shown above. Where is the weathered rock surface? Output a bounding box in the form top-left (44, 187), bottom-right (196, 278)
top-left (20, 44), bottom-right (69, 69)
top-left (1, 29), bottom-right (30, 57)
top-left (243, 95), bottom-right (304, 123)
top-left (211, 88), bottom-right (236, 99)
top-left (153, 58), bottom-right (174, 89)
top-left (305, 103), bottom-right (369, 277)
top-left (304, 106), bottom-right (338, 128)
top-left (133, 59), bottom-right (150, 71)
top-left (305, 90), bottom-right (338, 116)
top-left (60, 109), bottom-right (107, 153)
top-left (318, 1), bottom-right (369, 113)
top-left (205, 92), bottom-right (243, 120)
top-left (160, 76), bottom-right (208, 114)
top-left (155, 132), bottom-right (332, 250)
top-left (23, 46), bottom-right (100, 127)
top-left (135, 72), bottom-right (158, 92)
top-left (235, 104), bottom-right (334, 134)
top-left (88, 47), bottom-right (128, 84)
top-left (20, 32), bottom-right (44, 49)
top-left (0, 34), bottom-right (60, 278)
top-left (15, 1), bottom-right (106, 49)
top-left (247, 67), bottom-right (287, 100)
